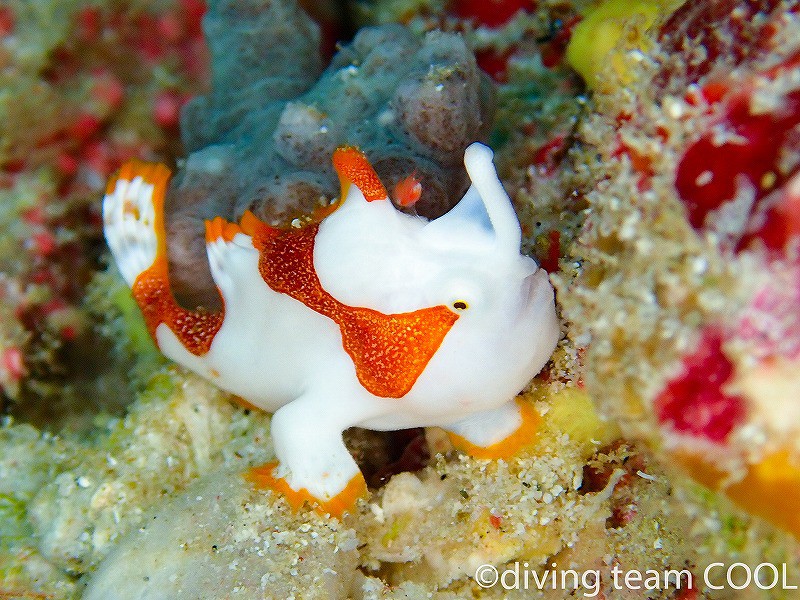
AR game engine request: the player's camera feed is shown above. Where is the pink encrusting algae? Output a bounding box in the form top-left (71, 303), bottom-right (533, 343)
top-left (0, 0), bottom-right (208, 406)
top-left (654, 329), bottom-right (746, 443)
top-left (675, 65), bottom-right (800, 233)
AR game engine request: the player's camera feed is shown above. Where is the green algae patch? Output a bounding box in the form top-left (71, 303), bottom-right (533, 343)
top-left (85, 270), bottom-right (165, 386)
top-left (0, 494), bottom-right (32, 548)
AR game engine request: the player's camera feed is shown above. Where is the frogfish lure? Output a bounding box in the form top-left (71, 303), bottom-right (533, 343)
top-left (393, 171), bottom-right (423, 207)
top-left (102, 142), bottom-right (559, 517)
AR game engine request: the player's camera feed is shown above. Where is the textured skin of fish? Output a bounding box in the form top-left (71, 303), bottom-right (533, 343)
top-left (102, 143), bottom-right (560, 517)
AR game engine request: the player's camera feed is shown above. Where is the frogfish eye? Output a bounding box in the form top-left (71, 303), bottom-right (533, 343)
top-left (452, 300), bottom-right (468, 311)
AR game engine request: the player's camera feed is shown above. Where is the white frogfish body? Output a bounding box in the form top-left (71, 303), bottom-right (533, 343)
top-left (103, 142), bottom-right (559, 516)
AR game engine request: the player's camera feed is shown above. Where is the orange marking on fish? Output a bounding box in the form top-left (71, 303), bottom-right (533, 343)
top-left (394, 172), bottom-right (423, 207)
top-left (222, 220), bottom-right (241, 241)
top-left (204, 215), bottom-right (241, 243)
top-left (114, 160), bottom-right (225, 357)
top-left (246, 461), bottom-right (367, 517)
top-left (447, 398), bottom-right (540, 459)
top-left (332, 146), bottom-right (388, 202)
top-left (311, 198), bottom-right (343, 222)
top-left (247, 218), bottom-right (458, 398)
top-left (240, 209), bottom-right (279, 239)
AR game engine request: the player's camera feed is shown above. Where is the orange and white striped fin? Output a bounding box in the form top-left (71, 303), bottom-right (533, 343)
top-left (103, 159), bottom-right (171, 286)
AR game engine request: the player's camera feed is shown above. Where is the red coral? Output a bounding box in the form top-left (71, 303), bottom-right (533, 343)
top-left (90, 71), bottom-right (125, 111)
top-left (675, 80), bottom-right (800, 231)
top-left (531, 134), bottom-right (567, 177)
top-left (540, 15), bottom-right (580, 69)
top-left (451, 0), bottom-right (535, 28)
top-left (475, 47), bottom-right (515, 83)
top-left (180, 0), bottom-right (206, 37)
top-left (69, 113), bottom-right (103, 143)
top-left (658, 0), bottom-right (779, 87)
top-left (0, 6), bottom-right (15, 35)
top-left (153, 91), bottom-right (185, 129)
top-left (32, 231), bottom-right (57, 257)
top-left (76, 7), bottom-right (102, 42)
top-left (55, 152), bottom-right (79, 177)
top-left (541, 230), bottom-right (560, 274)
top-left (674, 586), bottom-right (699, 600)
top-left (2, 348), bottom-right (25, 383)
top-left (1, 0), bottom-right (209, 399)
top-left (613, 136), bottom-right (654, 192)
top-left (654, 330), bottom-right (746, 443)
top-left (667, 2), bottom-right (800, 255)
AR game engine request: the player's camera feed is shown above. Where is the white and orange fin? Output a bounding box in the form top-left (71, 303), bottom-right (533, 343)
top-left (245, 390), bottom-right (370, 517)
top-left (103, 160), bottom-right (170, 287)
top-left (204, 215), bottom-right (259, 301)
top-left (445, 399), bottom-right (540, 460)
top-left (205, 215), bottom-right (243, 243)
top-left (103, 160), bottom-right (224, 356)
top-left (246, 462), bottom-right (367, 518)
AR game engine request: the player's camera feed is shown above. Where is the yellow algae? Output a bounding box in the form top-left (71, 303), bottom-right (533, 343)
top-left (382, 514), bottom-right (412, 546)
top-left (470, 508), bottom-right (523, 563)
top-left (533, 385), bottom-right (620, 457)
top-left (566, 0), bottom-right (683, 88)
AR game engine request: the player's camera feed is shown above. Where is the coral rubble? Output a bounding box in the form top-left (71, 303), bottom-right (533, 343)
top-left (555, 0), bottom-right (800, 534)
